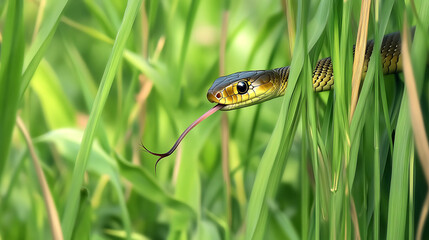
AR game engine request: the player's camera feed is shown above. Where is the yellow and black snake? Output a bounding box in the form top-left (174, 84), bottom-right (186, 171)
top-left (207, 31), bottom-right (403, 110)
top-left (144, 30), bottom-right (407, 169)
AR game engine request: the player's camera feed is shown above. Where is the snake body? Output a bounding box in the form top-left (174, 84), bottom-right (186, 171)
top-left (207, 31), bottom-right (403, 110)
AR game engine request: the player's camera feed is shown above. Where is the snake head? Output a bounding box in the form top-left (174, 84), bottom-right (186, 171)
top-left (207, 70), bottom-right (283, 110)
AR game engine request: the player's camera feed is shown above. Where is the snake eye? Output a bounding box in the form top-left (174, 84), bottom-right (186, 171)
top-left (236, 81), bottom-right (249, 94)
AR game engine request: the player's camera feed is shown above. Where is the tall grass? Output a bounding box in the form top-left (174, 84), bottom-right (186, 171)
top-left (0, 0), bottom-right (428, 239)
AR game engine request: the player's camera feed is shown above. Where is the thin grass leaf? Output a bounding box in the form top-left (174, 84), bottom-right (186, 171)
top-left (301, 1), bottom-right (320, 238)
top-left (104, 229), bottom-right (150, 240)
top-left (0, 0), bottom-right (25, 183)
top-left (30, 60), bottom-right (76, 129)
top-left (349, 0), bottom-right (371, 121)
top-left (115, 155), bottom-right (196, 217)
top-left (328, 1), bottom-right (353, 238)
top-left (62, 38), bottom-right (112, 152)
top-left (245, 0), bottom-right (332, 238)
top-left (349, 0), bottom-right (395, 186)
top-left (409, 151), bottom-right (415, 240)
top-left (165, 111), bottom-right (221, 238)
top-left (205, 210), bottom-right (231, 240)
top-left (16, 117), bottom-right (63, 240)
top-left (20, 0), bottom-right (69, 97)
top-left (178, 0), bottom-right (201, 76)
top-left (38, 129), bottom-right (132, 240)
top-left (244, 12), bottom-right (284, 68)
top-left (83, 0), bottom-right (116, 36)
top-left (373, 11), bottom-right (381, 240)
top-left (301, 106), bottom-right (310, 240)
top-left (268, 200), bottom-right (299, 240)
top-left (71, 189), bottom-right (91, 240)
top-left (417, 193), bottom-right (429, 240)
top-left (402, 21), bottom-right (429, 184)
top-left (219, 8), bottom-right (232, 227)
top-left (386, 92), bottom-right (413, 239)
top-left (61, 1), bottom-right (143, 239)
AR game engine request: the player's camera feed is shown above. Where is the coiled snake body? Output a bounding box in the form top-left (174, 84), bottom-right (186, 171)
top-left (207, 31), bottom-right (403, 110)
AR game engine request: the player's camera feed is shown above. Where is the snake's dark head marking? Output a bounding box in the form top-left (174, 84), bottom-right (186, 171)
top-left (207, 70), bottom-right (284, 110)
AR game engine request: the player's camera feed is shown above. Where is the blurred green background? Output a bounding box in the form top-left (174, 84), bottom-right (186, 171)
top-left (1, 0), bottom-right (428, 239)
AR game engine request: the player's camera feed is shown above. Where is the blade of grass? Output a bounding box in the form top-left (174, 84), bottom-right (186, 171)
top-left (403, 2), bottom-right (429, 238)
top-left (401, 19), bottom-right (429, 185)
top-left (349, 0), bottom-right (395, 187)
top-left (244, 12), bottom-right (284, 68)
top-left (268, 200), bottom-right (299, 240)
top-left (409, 0), bottom-right (429, 93)
top-left (301, 103), bottom-right (310, 240)
top-left (372, 2), bottom-right (381, 239)
top-left (178, 0), bottom-right (201, 77)
top-left (219, 7), bottom-right (232, 226)
top-left (16, 116), bottom-right (63, 240)
top-left (409, 150), bottom-right (415, 240)
top-left (0, 0), bottom-right (25, 184)
top-left (71, 189), bottom-right (92, 240)
top-left (328, 0), bottom-right (352, 237)
top-left (205, 210), bottom-right (231, 240)
top-left (61, 0), bottom-right (143, 239)
top-left (62, 38), bottom-right (111, 152)
top-left (385, 92), bottom-right (412, 240)
top-left (115, 155), bottom-right (195, 217)
top-left (349, 0), bottom-right (371, 122)
top-left (30, 60), bottom-right (76, 129)
top-left (38, 129), bottom-right (133, 240)
top-left (417, 193), bottom-right (429, 240)
top-left (245, 0), bottom-right (332, 237)
top-left (282, 0), bottom-right (296, 56)
top-left (83, 0), bottom-right (116, 36)
top-left (31, 0), bottom-right (46, 41)
top-left (301, 0), bottom-right (320, 238)
top-left (20, 0), bottom-right (70, 97)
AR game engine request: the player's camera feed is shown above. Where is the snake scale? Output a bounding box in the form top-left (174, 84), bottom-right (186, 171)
top-left (207, 31), bottom-right (403, 110)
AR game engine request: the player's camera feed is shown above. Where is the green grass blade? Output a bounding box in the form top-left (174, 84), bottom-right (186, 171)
top-left (20, 0), bottom-right (69, 97)
top-left (38, 129), bottom-right (132, 240)
top-left (178, 0), bottom-right (201, 76)
top-left (116, 155), bottom-right (196, 217)
top-left (373, 14), bottom-right (381, 240)
top-left (301, 0), bottom-right (320, 238)
top-left (71, 189), bottom-right (91, 240)
top-left (386, 94), bottom-right (412, 239)
top-left (349, 0), bottom-right (395, 186)
top-left (0, 0), bottom-right (25, 183)
top-left (268, 201), bottom-right (299, 240)
top-left (244, 12), bottom-right (283, 68)
top-left (61, 0), bottom-right (143, 239)
top-left (409, 151), bottom-right (415, 240)
top-left (83, 0), bottom-right (116, 36)
top-left (245, 0), bottom-right (331, 236)
top-left (301, 106), bottom-right (310, 240)
top-left (30, 60), bottom-right (76, 129)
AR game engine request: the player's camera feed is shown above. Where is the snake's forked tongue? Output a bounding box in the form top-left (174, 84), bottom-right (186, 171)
top-left (142, 104), bottom-right (224, 173)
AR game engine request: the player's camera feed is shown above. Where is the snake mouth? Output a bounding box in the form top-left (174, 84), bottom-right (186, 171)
top-left (207, 92), bottom-right (221, 103)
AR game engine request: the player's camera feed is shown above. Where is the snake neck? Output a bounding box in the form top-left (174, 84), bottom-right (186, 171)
top-left (273, 66), bottom-right (291, 96)
top-left (272, 58), bottom-right (335, 96)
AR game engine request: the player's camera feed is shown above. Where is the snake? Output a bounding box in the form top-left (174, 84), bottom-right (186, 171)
top-left (207, 31), bottom-right (403, 110)
top-left (144, 30), bottom-right (406, 170)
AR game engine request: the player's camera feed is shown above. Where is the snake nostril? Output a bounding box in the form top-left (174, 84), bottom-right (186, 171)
top-left (207, 92), bottom-right (219, 103)
top-left (216, 92), bottom-right (221, 99)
